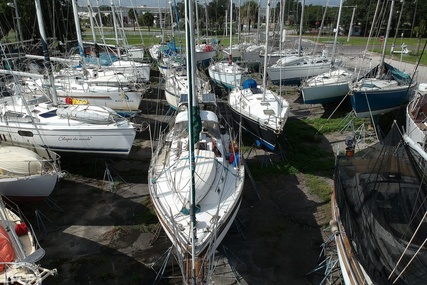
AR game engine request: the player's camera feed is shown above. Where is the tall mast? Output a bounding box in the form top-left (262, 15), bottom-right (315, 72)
top-left (184, 0), bottom-right (200, 282)
top-left (34, 0), bottom-right (58, 106)
top-left (379, 0), bottom-right (395, 76)
top-left (110, 0), bottom-right (121, 59)
top-left (229, 0), bottom-right (233, 57)
top-left (262, 0), bottom-right (271, 101)
top-left (72, 0), bottom-right (86, 60)
top-left (298, 0), bottom-right (305, 57)
top-left (10, 0), bottom-right (23, 44)
top-left (331, 0), bottom-right (343, 66)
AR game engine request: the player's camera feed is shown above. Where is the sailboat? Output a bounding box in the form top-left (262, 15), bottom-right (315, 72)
top-left (227, 0), bottom-right (290, 151)
top-left (0, 195), bottom-right (57, 283)
top-left (332, 122), bottom-right (427, 284)
top-left (300, 0), bottom-right (354, 105)
top-left (349, 0), bottom-right (416, 118)
top-left (266, 0), bottom-right (335, 86)
top-left (208, 0), bottom-right (248, 90)
top-left (0, 0), bottom-right (137, 158)
top-left (148, 0), bottom-right (245, 282)
top-left (164, 70), bottom-right (213, 110)
top-left (0, 145), bottom-right (60, 201)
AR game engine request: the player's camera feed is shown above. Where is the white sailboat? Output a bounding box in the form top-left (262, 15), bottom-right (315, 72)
top-left (208, 0), bottom-right (248, 90)
top-left (0, 145), bottom-right (60, 201)
top-left (164, 71), bottom-right (213, 110)
top-left (227, 0), bottom-right (290, 151)
top-left (0, 0), bottom-right (136, 158)
top-left (300, 0), bottom-right (354, 105)
top-left (266, 0), bottom-right (335, 85)
top-left (148, 0), bottom-right (245, 282)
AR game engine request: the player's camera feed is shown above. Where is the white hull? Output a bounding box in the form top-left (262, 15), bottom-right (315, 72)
top-left (208, 61), bottom-right (247, 89)
top-left (0, 96), bottom-right (136, 157)
top-left (267, 55), bottom-right (333, 84)
top-left (301, 69), bottom-right (353, 104)
top-left (195, 44), bottom-right (218, 63)
top-left (164, 74), bottom-right (212, 109)
top-left (56, 89), bottom-right (143, 112)
top-left (228, 83), bottom-right (290, 150)
top-left (0, 146), bottom-right (59, 200)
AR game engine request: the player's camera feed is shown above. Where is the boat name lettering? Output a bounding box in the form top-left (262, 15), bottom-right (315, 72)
top-left (58, 136), bottom-right (92, 142)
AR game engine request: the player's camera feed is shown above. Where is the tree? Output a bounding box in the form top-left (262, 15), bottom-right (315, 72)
top-left (128, 8), bottom-right (138, 31)
top-left (207, 0), bottom-right (228, 34)
top-left (240, 0), bottom-right (258, 33)
top-left (413, 19), bottom-right (426, 55)
top-left (0, 0), bottom-right (76, 52)
top-left (139, 12), bottom-right (155, 32)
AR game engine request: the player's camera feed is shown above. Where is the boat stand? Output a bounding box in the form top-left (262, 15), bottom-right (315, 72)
top-left (241, 148), bottom-right (261, 201)
top-left (151, 245), bottom-right (182, 285)
top-left (306, 228), bottom-right (343, 285)
top-left (35, 208), bottom-right (60, 234)
top-left (339, 111), bottom-right (378, 150)
top-left (33, 196), bottom-right (64, 234)
top-left (103, 160), bottom-right (126, 194)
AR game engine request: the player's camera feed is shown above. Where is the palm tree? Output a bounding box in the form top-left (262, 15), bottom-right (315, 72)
top-left (128, 8), bottom-right (138, 31)
top-left (414, 19), bottom-right (426, 55)
top-left (240, 0), bottom-right (258, 33)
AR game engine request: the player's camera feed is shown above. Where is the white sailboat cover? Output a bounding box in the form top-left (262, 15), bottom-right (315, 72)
top-left (0, 146), bottom-right (46, 175)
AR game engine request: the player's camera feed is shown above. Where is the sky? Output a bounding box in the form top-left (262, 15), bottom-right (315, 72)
top-left (78, 0), bottom-right (342, 8)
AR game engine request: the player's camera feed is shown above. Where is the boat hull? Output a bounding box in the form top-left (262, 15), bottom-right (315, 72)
top-left (350, 81), bottom-right (416, 118)
top-left (228, 105), bottom-right (279, 151)
top-left (208, 62), bottom-right (247, 90)
top-left (301, 82), bottom-right (350, 104)
top-left (0, 174), bottom-right (58, 201)
top-left (267, 62), bottom-right (331, 85)
top-left (148, 110), bottom-right (245, 259)
top-left (0, 124), bottom-right (135, 157)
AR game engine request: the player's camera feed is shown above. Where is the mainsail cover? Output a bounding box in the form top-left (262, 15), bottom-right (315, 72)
top-left (334, 124), bottom-right (427, 285)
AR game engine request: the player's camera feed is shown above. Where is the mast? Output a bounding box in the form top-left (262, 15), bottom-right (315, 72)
top-left (256, 0), bottom-right (261, 43)
top-left (347, 6), bottom-right (356, 42)
top-left (10, 0), bottom-right (23, 44)
top-left (71, 0), bottom-right (86, 60)
top-left (110, 0), bottom-right (121, 59)
top-left (205, 0), bottom-right (209, 37)
top-left (195, 0), bottom-right (200, 43)
top-left (262, 0), bottom-right (271, 99)
top-left (158, 0), bottom-right (164, 43)
top-left (86, 1), bottom-right (101, 67)
top-left (298, 0), bottom-right (305, 57)
top-left (237, 0), bottom-right (241, 44)
top-left (229, 0), bottom-right (233, 58)
top-left (378, 0), bottom-right (395, 76)
top-left (184, 0), bottom-right (201, 282)
top-left (331, 0), bottom-right (343, 66)
top-left (34, 0), bottom-right (58, 106)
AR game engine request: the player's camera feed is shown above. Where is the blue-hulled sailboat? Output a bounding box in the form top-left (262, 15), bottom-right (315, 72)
top-left (349, 0), bottom-right (416, 118)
